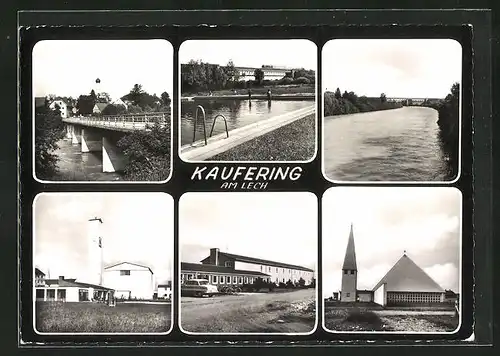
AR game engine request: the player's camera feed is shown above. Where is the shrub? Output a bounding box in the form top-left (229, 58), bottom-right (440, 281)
top-left (293, 77), bottom-right (310, 85)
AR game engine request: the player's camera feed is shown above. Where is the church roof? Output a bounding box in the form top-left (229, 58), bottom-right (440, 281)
top-left (372, 254), bottom-right (445, 293)
top-left (342, 223), bottom-right (357, 270)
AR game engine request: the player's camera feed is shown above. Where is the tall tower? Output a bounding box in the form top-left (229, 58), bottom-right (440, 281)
top-left (341, 223), bottom-right (358, 302)
top-left (87, 217), bottom-right (103, 286)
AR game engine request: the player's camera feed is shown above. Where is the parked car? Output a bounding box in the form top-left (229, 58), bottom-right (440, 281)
top-left (181, 279), bottom-right (218, 297)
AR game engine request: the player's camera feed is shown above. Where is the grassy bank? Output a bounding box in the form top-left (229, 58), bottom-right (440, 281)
top-left (183, 84), bottom-right (315, 97)
top-left (211, 114), bottom-right (316, 161)
top-left (35, 301), bottom-right (171, 333)
top-left (324, 307), bottom-right (459, 332)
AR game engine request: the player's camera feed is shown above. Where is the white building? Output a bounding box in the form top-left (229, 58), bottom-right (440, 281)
top-left (103, 262), bottom-right (154, 300)
top-left (188, 248), bottom-right (315, 286)
top-left (49, 99), bottom-right (70, 118)
top-left (157, 283), bottom-right (172, 300)
top-left (235, 65), bottom-right (293, 81)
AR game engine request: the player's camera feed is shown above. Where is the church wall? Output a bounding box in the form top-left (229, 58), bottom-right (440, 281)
top-left (358, 292), bottom-right (373, 302)
top-left (374, 283), bottom-right (387, 306)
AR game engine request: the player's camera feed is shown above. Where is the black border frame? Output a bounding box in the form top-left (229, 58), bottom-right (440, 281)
top-left (15, 8), bottom-right (492, 348)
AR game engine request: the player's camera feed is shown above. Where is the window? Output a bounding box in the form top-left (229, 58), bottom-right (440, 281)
top-left (212, 275), bottom-right (218, 284)
top-left (238, 277), bottom-right (243, 284)
top-left (225, 261), bottom-right (232, 267)
top-left (276, 267), bottom-right (278, 272)
top-left (244, 277), bottom-right (248, 284)
top-left (344, 270), bottom-right (348, 274)
top-left (233, 276), bottom-right (237, 284)
top-left (79, 289), bottom-right (89, 302)
top-left (57, 289), bottom-right (66, 301)
top-left (260, 266), bottom-right (263, 271)
top-left (346, 293), bottom-right (350, 297)
top-left (47, 289), bottom-right (55, 300)
top-left (120, 270), bottom-right (131, 276)
top-left (35, 289), bottom-right (45, 300)
top-left (268, 266), bottom-right (271, 272)
top-left (226, 276), bottom-right (231, 284)
top-left (350, 270), bottom-right (354, 275)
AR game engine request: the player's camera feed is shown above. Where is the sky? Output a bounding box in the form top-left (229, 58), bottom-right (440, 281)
top-left (33, 40), bottom-right (173, 99)
top-left (322, 39), bottom-right (462, 98)
top-left (322, 187), bottom-right (461, 299)
top-left (180, 39), bottom-right (317, 70)
top-left (179, 192), bottom-right (317, 273)
top-left (34, 193), bottom-right (174, 286)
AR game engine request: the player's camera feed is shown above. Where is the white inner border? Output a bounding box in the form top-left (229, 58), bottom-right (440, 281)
top-left (177, 39), bottom-right (319, 164)
top-left (177, 191), bottom-right (319, 336)
top-left (31, 192), bottom-right (175, 336)
top-left (320, 38), bottom-right (463, 184)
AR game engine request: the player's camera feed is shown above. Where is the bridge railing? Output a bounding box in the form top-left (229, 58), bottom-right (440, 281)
top-left (63, 113), bottom-right (168, 130)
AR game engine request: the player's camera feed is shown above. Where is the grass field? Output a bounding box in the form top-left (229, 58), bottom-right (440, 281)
top-left (211, 114), bottom-right (316, 161)
top-left (324, 306), bottom-right (459, 332)
top-left (181, 288), bottom-right (316, 333)
top-left (35, 301), bottom-right (172, 333)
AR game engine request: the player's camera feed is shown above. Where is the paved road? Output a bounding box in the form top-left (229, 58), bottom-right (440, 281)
top-left (181, 288), bottom-right (316, 333)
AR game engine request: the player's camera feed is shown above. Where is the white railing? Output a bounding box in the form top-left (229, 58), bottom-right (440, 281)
top-left (63, 113), bottom-right (167, 130)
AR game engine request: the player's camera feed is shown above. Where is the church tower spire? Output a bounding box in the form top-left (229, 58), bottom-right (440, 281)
top-left (341, 223), bottom-right (358, 302)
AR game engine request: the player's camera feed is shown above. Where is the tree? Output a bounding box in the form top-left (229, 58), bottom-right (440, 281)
top-left (380, 93), bottom-right (387, 103)
top-left (127, 84), bottom-right (145, 106)
top-left (35, 100), bottom-right (65, 179)
top-left (90, 89), bottom-right (97, 101)
top-left (96, 92), bottom-right (111, 103)
top-left (101, 104), bottom-right (127, 116)
top-left (334, 88), bottom-right (342, 99)
top-left (76, 95), bottom-right (95, 115)
top-left (254, 68), bottom-right (264, 85)
top-left (298, 277), bottom-right (306, 288)
top-left (160, 91), bottom-right (171, 106)
top-left (116, 117), bottom-right (171, 181)
top-left (224, 60), bottom-right (240, 82)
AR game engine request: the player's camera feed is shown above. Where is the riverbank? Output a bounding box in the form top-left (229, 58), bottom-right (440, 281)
top-left (324, 91), bottom-right (402, 116)
top-left (210, 114), bottom-right (315, 161)
top-left (182, 84), bottom-right (315, 98)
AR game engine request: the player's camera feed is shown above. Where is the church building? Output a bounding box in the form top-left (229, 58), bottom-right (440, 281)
top-left (340, 224), bottom-right (446, 306)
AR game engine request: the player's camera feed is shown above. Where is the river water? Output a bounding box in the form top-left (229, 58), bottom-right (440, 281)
top-left (52, 139), bottom-right (123, 181)
top-left (180, 99), bottom-right (312, 146)
top-left (323, 107), bottom-right (453, 182)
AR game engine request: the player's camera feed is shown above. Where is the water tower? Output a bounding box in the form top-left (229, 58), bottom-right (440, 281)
top-left (87, 217), bottom-right (104, 286)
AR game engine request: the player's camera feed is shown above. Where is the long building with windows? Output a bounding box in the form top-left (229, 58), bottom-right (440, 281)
top-left (181, 248), bottom-right (315, 286)
top-left (339, 224), bottom-right (448, 306)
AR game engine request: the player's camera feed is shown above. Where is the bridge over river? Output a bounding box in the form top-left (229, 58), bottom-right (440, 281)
top-left (60, 113), bottom-right (167, 175)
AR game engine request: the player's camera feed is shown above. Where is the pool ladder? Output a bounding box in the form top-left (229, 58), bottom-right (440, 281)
top-left (192, 105), bottom-right (229, 145)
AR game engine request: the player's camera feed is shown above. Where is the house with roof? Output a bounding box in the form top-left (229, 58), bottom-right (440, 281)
top-left (93, 102), bottom-right (109, 115)
top-left (340, 224), bottom-right (447, 306)
top-left (49, 99), bottom-right (71, 118)
top-left (102, 262), bottom-right (154, 300)
top-left (181, 248), bottom-right (315, 286)
top-left (34, 272), bottom-right (114, 303)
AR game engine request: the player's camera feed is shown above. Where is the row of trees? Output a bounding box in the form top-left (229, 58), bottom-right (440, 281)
top-left (424, 82), bottom-right (460, 179)
top-left (181, 60), bottom-right (315, 93)
top-left (324, 88), bottom-right (402, 116)
top-left (75, 84), bottom-right (171, 116)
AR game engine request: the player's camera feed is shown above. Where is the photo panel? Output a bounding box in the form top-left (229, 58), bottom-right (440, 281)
top-left (32, 192), bottom-right (174, 335)
top-left (322, 39), bottom-right (462, 183)
top-left (178, 192), bottom-right (318, 335)
top-left (178, 39), bottom-right (317, 163)
top-left (322, 187), bottom-right (462, 335)
top-left (32, 39), bottom-right (173, 183)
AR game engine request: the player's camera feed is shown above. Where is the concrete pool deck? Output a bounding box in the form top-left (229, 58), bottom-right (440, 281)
top-left (181, 93), bottom-right (315, 101)
top-left (180, 104), bottom-right (315, 161)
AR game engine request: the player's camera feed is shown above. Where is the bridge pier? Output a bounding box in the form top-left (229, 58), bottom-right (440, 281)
top-left (102, 137), bottom-right (127, 173)
top-left (81, 128), bottom-right (102, 153)
top-left (71, 125), bottom-right (81, 145)
top-left (65, 124), bottom-right (72, 140)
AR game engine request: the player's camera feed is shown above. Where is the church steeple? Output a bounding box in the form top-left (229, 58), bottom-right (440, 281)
top-left (342, 223), bottom-right (357, 271)
top-left (340, 223), bottom-right (358, 302)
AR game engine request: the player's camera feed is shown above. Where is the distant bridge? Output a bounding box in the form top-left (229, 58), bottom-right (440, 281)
top-left (386, 97), bottom-right (444, 105)
top-left (61, 113), bottom-right (168, 173)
